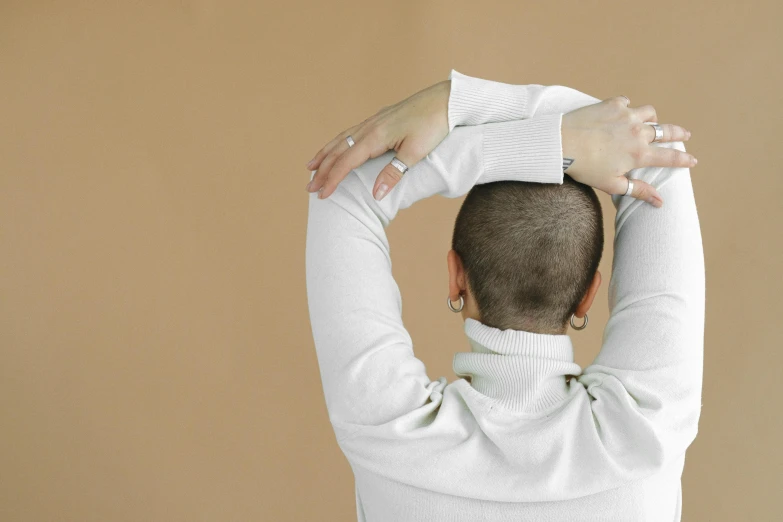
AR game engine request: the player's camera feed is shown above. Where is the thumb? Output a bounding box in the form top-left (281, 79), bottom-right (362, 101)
top-left (610, 176), bottom-right (663, 208)
top-left (372, 149), bottom-right (417, 201)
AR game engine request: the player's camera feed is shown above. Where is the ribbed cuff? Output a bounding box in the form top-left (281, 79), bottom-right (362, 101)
top-left (447, 69), bottom-right (541, 131)
top-left (481, 113), bottom-right (564, 185)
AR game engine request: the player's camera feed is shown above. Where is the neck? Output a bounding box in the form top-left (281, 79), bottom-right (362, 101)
top-left (467, 315), bottom-right (568, 336)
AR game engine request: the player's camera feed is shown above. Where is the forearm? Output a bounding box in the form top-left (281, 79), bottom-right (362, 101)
top-left (354, 113), bottom-right (564, 223)
top-left (447, 69), bottom-right (603, 179)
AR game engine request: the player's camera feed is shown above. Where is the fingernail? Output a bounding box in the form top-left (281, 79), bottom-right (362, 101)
top-left (691, 156), bottom-right (698, 166)
top-left (305, 181), bottom-right (313, 192)
top-left (686, 131), bottom-right (691, 139)
top-left (317, 188), bottom-right (326, 199)
top-left (374, 183), bottom-right (389, 201)
top-left (648, 197), bottom-right (663, 208)
top-left (306, 159), bottom-right (315, 169)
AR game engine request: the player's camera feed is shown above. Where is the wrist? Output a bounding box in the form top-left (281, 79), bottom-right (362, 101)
top-left (439, 79), bottom-right (452, 118)
top-left (481, 113), bottom-right (564, 185)
top-left (560, 112), bottom-right (580, 172)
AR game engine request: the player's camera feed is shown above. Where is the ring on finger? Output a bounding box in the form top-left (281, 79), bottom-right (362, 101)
top-left (346, 135), bottom-right (356, 148)
top-left (624, 178), bottom-right (634, 197)
top-left (644, 122), bottom-right (664, 143)
top-left (390, 157), bottom-right (409, 176)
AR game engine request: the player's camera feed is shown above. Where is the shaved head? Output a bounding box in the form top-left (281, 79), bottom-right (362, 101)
top-left (451, 175), bottom-right (604, 333)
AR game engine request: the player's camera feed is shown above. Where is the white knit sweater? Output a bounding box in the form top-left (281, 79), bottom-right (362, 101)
top-left (305, 69), bottom-right (705, 522)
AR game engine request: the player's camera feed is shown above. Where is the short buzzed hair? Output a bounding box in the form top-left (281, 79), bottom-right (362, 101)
top-left (451, 175), bottom-right (604, 333)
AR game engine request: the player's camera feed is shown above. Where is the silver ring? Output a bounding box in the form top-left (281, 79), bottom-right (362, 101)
top-left (390, 157), bottom-right (409, 176)
top-left (346, 135), bottom-right (355, 148)
top-left (644, 122), bottom-right (664, 143)
top-left (624, 178), bottom-right (634, 196)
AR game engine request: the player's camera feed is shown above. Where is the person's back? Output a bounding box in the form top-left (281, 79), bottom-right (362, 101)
top-left (305, 71), bottom-right (704, 521)
top-left (351, 459), bottom-right (685, 521)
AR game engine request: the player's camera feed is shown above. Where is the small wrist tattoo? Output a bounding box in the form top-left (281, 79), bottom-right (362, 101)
top-left (563, 157), bottom-right (575, 172)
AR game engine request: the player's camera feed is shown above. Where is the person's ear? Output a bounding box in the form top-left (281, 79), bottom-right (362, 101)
top-left (574, 270), bottom-right (602, 318)
top-left (446, 249), bottom-right (464, 301)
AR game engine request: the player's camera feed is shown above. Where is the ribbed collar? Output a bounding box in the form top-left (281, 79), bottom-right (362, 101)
top-left (452, 318), bottom-right (580, 413)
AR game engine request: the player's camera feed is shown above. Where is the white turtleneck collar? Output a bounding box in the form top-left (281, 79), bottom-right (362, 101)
top-left (452, 318), bottom-right (582, 414)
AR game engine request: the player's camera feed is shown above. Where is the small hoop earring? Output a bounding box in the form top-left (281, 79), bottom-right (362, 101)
top-left (570, 313), bottom-right (588, 330)
top-left (447, 295), bottom-right (464, 313)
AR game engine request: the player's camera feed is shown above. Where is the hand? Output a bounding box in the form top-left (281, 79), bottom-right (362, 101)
top-left (305, 80), bottom-right (451, 200)
top-left (561, 96), bottom-right (696, 207)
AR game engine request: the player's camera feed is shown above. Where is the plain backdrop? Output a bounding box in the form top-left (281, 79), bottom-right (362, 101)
top-left (1, 1), bottom-right (781, 521)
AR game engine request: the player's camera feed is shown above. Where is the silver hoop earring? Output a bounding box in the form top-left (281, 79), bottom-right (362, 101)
top-left (447, 295), bottom-right (464, 313)
top-left (570, 313), bottom-right (588, 330)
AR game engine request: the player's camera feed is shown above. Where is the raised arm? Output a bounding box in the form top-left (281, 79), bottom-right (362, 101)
top-left (305, 115), bottom-right (564, 429)
top-left (579, 140), bottom-right (705, 467)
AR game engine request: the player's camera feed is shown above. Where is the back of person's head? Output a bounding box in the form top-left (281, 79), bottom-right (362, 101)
top-left (451, 175), bottom-right (604, 333)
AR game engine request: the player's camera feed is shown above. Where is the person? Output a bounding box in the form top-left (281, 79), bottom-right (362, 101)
top-left (304, 70), bottom-right (705, 521)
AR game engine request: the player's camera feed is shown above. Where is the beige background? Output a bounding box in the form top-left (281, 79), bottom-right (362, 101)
top-left (1, 1), bottom-right (780, 521)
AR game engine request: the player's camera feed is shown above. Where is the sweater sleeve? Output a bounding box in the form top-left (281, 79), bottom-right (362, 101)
top-left (447, 68), bottom-right (594, 129)
top-left (577, 150), bottom-right (705, 463)
top-left (447, 68), bottom-right (545, 129)
top-left (305, 114), bottom-right (563, 429)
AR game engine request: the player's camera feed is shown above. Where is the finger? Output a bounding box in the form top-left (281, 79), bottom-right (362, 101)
top-left (306, 125), bottom-right (360, 171)
top-left (650, 123), bottom-right (691, 142)
top-left (608, 176), bottom-right (664, 208)
top-left (372, 145), bottom-right (416, 201)
top-left (606, 95), bottom-right (630, 109)
top-left (308, 128), bottom-right (365, 193)
top-left (629, 178), bottom-right (664, 207)
top-left (634, 104), bottom-right (657, 123)
top-left (306, 131), bottom-right (343, 171)
top-left (643, 146), bottom-right (698, 169)
top-left (640, 122), bottom-right (691, 143)
top-left (317, 140), bottom-right (373, 199)
top-left (318, 126), bottom-right (401, 199)
top-left (308, 147), bottom-right (348, 194)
